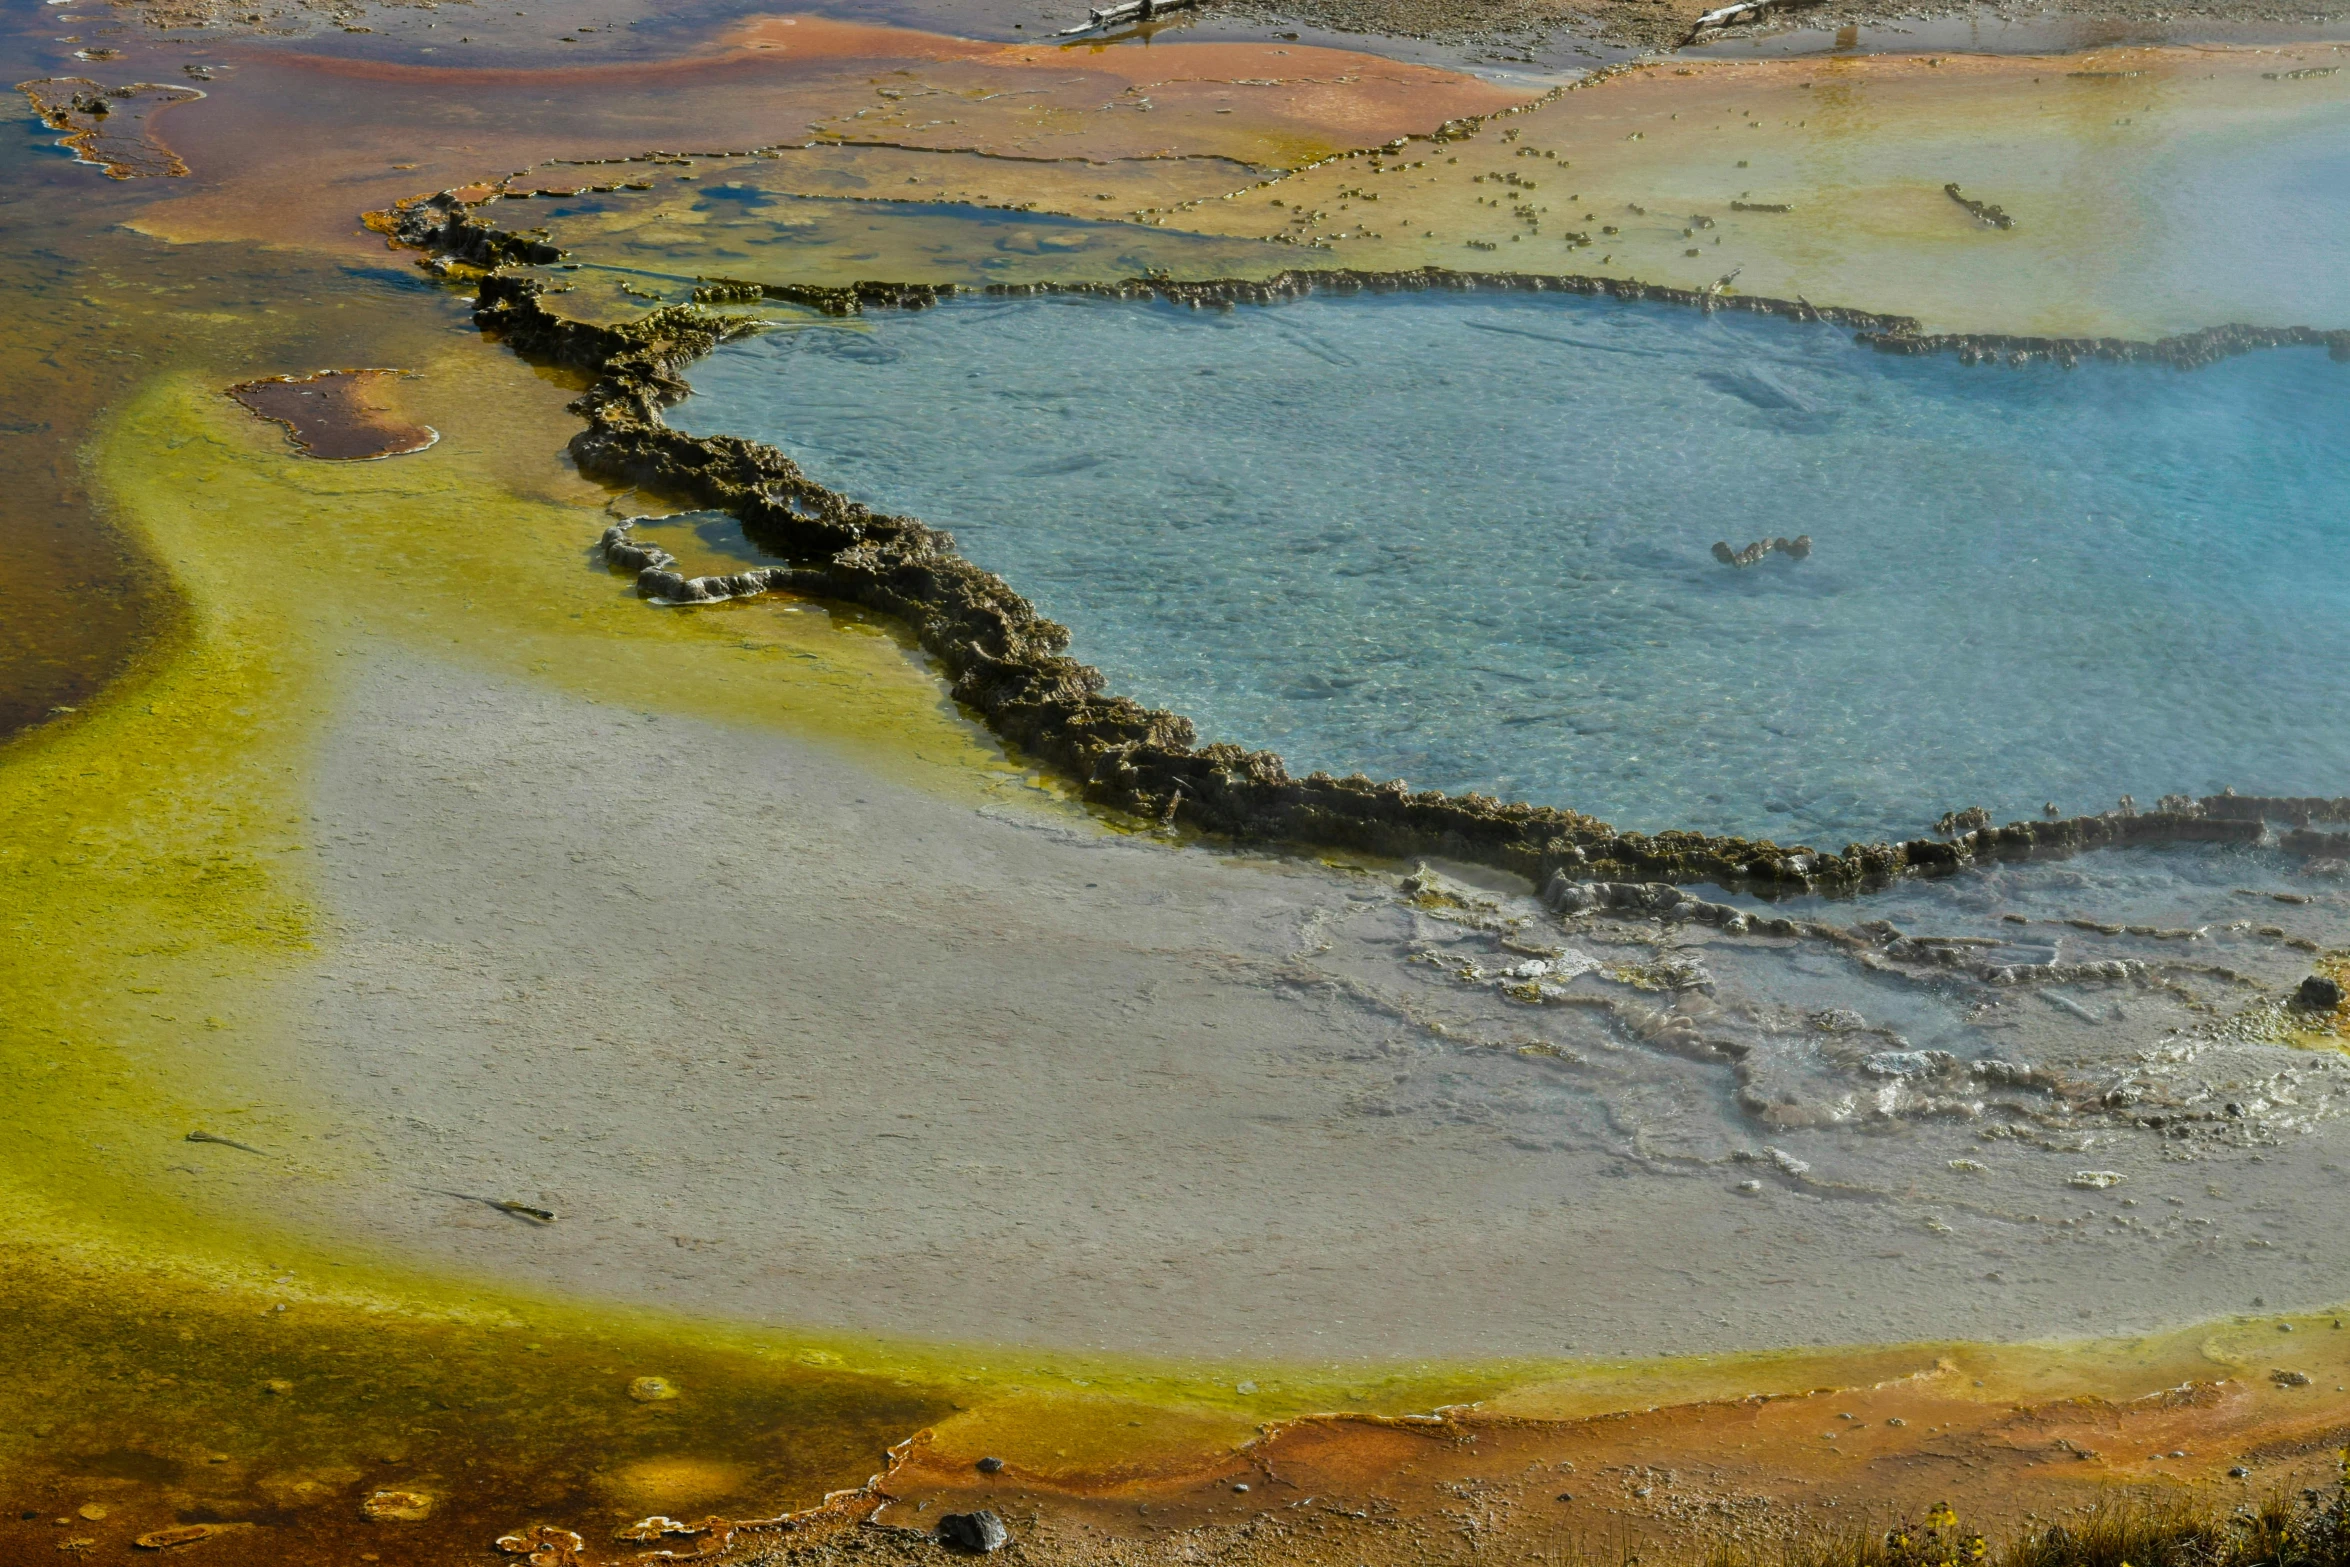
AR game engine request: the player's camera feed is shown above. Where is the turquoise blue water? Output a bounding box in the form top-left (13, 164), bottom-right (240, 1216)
top-left (673, 293), bottom-right (2350, 847)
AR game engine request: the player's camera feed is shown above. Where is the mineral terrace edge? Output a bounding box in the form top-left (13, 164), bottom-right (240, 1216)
top-left (381, 189), bottom-right (2350, 902)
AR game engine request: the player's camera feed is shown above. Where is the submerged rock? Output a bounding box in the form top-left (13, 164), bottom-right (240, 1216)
top-left (1863, 1049), bottom-right (1957, 1078)
top-left (361, 1489), bottom-right (434, 1522)
top-left (1711, 534), bottom-right (1811, 567)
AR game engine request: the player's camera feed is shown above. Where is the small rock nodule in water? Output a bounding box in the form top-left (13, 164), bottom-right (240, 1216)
top-left (937, 1512), bottom-right (1012, 1553)
top-left (1712, 534), bottom-right (1811, 567)
top-left (1944, 182), bottom-right (2018, 230)
top-left (2294, 974), bottom-right (2344, 1010)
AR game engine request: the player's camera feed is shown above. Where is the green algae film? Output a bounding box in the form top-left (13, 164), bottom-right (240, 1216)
top-left (0, 333), bottom-right (1034, 1259)
top-left (0, 227), bottom-right (1037, 1266)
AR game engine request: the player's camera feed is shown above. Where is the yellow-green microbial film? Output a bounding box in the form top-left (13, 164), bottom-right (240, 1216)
top-left (2216, 950), bottom-right (2350, 1054)
top-left (0, 332), bottom-right (1553, 1555)
top-left (1136, 47), bottom-right (2350, 336)
top-left (0, 335), bottom-right (1034, 1254)
top-left (1482, 1315), bottom-right (2305, 1424)
top-left (114, 347), bottom-right (1021, 778)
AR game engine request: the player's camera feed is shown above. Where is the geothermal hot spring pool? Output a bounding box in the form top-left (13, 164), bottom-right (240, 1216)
top-left (672, 292), bottom-right (2350, 849)
top-left (638, 284), bottom-right (2350, 1344)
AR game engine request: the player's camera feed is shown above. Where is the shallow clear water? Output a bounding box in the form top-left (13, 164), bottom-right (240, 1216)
top-left (676, 293), bottom-right (2350, 846)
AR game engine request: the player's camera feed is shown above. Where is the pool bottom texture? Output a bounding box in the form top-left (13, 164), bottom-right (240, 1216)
top-left (674, 291), bottom-right (2350, 849)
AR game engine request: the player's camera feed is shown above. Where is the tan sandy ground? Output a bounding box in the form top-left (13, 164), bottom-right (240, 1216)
top-left (224, 644), bottom-right (1879, 1363)
top-left (141, 636), bottom-right (2350, 1368)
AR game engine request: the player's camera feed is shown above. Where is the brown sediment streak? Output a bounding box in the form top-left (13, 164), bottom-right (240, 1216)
top-left (252, 12), bottom-right (1497, 91)
top-left (495, 142), bottom-right (1276, 191)
top-left (225, 368), bottom-right (439, 461)
top-left (722, 11), bottom-right (1521, 87)
top-left (259, 15), bottom-right (997, 86)
top-left (380, 188), bottom-right (2349, 902)
top-left (1944, 181), bottom-right (2018, 231)
top-left (140, 28), bottom-right (1518, 256)
top-left (543, 142), bottom-right (1256, 168)
top-left (801, 138), bottom-right (1275, 171)
top-left (15, 77), bottom-right (204, 179)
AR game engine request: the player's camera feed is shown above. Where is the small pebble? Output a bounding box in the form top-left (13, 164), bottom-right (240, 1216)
top-left (975, 1456), bottom-right (1004, 1474)
top-left (936, 1511), bottom-right (1011, 1554)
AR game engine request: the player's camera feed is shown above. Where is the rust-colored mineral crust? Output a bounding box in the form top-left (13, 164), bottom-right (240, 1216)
top-left (225, 368), bottom-right (439, 461)
top-left (15, 77), bottom-right (203, 179)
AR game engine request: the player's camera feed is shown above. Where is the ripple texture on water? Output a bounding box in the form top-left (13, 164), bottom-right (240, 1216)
top-left (675, 292), bottom-right (2350, 847)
